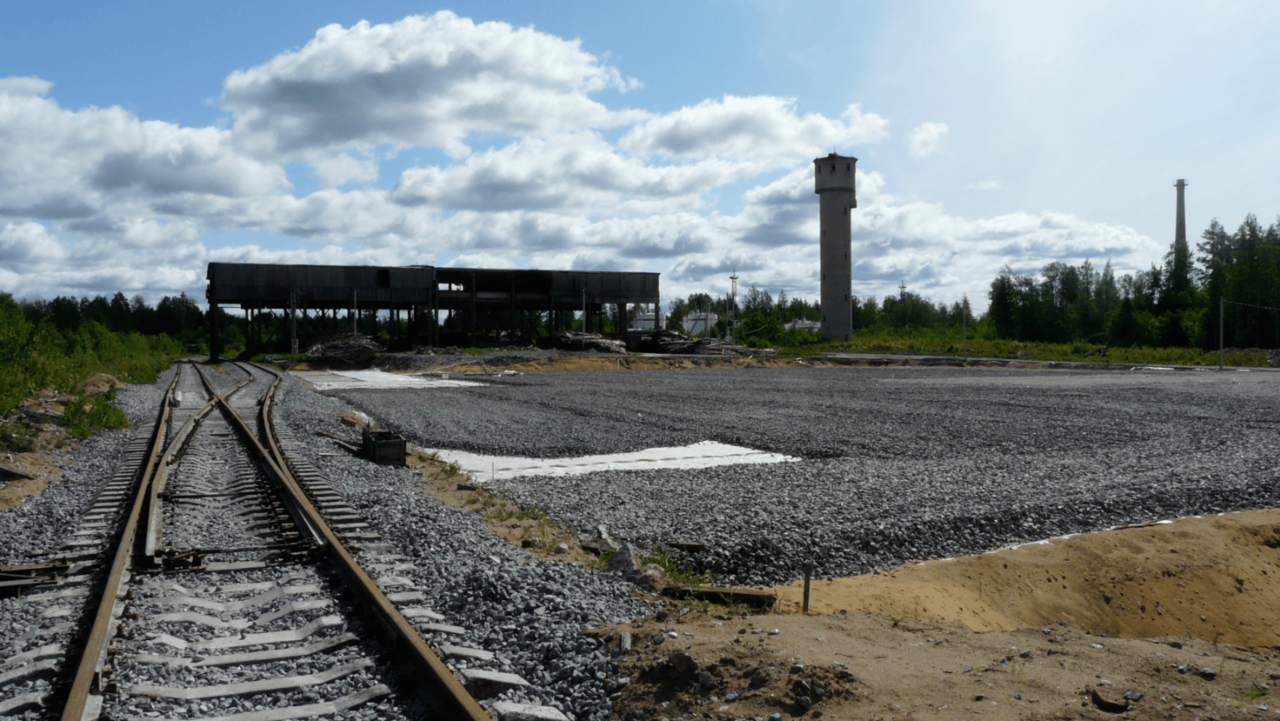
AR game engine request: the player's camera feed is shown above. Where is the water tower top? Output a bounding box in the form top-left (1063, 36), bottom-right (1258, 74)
top-left (814, 153), bottom-right (857, 197)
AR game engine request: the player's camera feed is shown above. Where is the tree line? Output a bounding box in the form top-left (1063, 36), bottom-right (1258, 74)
top-left (8, 210), bottom-right (1279, 354)
top-left (988, 213), bottom-right (1280, 349)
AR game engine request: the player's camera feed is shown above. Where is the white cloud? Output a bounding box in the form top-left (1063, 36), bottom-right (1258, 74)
top-left (0, 77), bottom-right (52, 97)
top-left (0, 221), bottom-right (67, 270)
top-left (968, 179), bottom-right (1005, 191)
top-left (220, 12), bottom-right (644, 160)
top-left (312, 153), bottom-right (380, 188)
top-left (621, 97), bottom-right (888, 170)
top-left (390, 132), bottom-right (736, 215)
top-left (907, 121), bottom-right (948, 157)
top-left (0, 80), bottom-right (287, 223)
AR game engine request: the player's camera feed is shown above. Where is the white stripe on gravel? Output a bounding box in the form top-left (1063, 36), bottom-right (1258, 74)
top-left (295, 369), bottom-right (483, 390)
top-left (432, 440), bottom-right (799, 482)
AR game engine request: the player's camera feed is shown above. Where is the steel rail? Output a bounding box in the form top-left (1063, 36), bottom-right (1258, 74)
top-left (60, 361), bottom-right (185, 721)
top-left (142, 371), bottom-right (254, 560)
top-left (251, 362), bottom-right (492, 721)
top-left (190, 363), bottom-right (328, 549)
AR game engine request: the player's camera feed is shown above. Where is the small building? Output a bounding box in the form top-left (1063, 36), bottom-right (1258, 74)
top-left (680, 312), bottom-right (719, 337)
top-left (629, 312), bottom-right (670, 331)
top-left (784, 319), bottom-right (821, 333)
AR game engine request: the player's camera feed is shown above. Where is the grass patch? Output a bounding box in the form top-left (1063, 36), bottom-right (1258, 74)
top-left (1243, 685), bottom-right (1269, 701)
top-left (767, 328), bottom-right (1268, 368)
top-left (57, 394), bottom-right (130, 438)
top-left (640, 550), bottom-right (710, 586)
top-left (0, 421), bottom-right (40, 453)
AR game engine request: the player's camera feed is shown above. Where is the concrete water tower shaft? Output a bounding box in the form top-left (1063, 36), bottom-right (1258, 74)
top-left (814, 153), bottom-right (857, 341)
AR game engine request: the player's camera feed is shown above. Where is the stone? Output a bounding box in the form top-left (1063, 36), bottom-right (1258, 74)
top-left (797, 695), bottom-right (813, 710)
top-left (553, 543), bottom-right (569, 555)
top-left (607, 543), bottom-right (641, 577)
top-left (1197, 667), bottom-right (1217, 681)
top-left (635, 564), bottom-right (666, 591)
top-left (1124, 691), bottom-right (1145, 702)
top-left (1090, 688), bottom-right (1129, 713)
top-left (668, 652), bottom-right (698, 676)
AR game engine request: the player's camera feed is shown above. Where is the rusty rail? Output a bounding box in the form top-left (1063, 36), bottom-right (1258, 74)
top-left (252, 364), bottom-right (491, 721)
top-left (60, 361), bottom-right (183, 721)
top-left (142, 370), bottom-right (253, 560)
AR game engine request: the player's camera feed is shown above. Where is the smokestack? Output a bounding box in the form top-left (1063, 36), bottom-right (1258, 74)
top-left (1174, 179), bottom-right (1188, 247)
top-left (813, 153), bottom-right (857, 342)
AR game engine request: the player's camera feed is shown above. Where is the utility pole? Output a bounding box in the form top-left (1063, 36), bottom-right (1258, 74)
top-left (898, 279), bottom-right (907, 328)
top-left (728, 271), bottom-right (738, 342)
top-left (1219, 296), bottom-right (1224, 371)
top-left (962, 295), bottom-right (969, 362)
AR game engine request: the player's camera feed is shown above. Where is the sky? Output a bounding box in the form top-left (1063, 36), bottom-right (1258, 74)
top-left (2, 1), bottom-right (1277, 313)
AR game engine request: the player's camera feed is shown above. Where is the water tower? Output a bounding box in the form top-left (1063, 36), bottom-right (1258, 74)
top-left (814, 153), bottom-right (857, 341)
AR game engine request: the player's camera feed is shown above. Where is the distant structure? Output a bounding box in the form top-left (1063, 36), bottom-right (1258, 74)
top-left (1174, 178), bottom-right (1188, 248)
top-left (814, 153), bottom-right (857, 341)
top-left (205, 263), bottom-right (659, 362)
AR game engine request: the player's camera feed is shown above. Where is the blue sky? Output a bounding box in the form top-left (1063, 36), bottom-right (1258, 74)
top-left (2, 1), bottom-right (1277, 311)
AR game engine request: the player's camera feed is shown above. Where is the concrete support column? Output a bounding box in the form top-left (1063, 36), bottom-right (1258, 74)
top-left (209, 301), bottom-right (219, 362)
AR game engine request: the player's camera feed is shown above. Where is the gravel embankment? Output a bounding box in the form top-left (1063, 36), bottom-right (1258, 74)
top-left (329, 366), bottom-right (1280, 587)
top-left (275, 377), bottom-right (652, 721)
top-left (0, 367), bottom-right (172, 568)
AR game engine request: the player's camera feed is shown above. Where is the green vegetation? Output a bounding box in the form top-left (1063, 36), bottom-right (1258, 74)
top-left (1242, 685), bottom-right (1269, 701)
top-left (58, 392), bottom-right (130, 438)
top-left (771, 327), bottom-right (1267, 367)
top-left (640, 549), bottom-right (710, 586)
top-left (1, 292), bottom-right (183, 420)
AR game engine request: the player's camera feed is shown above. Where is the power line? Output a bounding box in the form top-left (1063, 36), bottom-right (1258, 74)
top-left (1218, 299), bottom-right (1280, 313)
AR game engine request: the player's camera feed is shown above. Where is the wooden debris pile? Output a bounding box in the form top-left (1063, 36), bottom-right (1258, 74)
top-left (539, 331), bottom-right (626, 354)
top-left (639, 330), bottom-right (758, 356)
top-left (305, 331), bottom-right (382, 363)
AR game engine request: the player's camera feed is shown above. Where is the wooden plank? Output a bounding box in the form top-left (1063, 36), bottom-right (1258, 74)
top-left (663, 584), bottom-right (777, 609)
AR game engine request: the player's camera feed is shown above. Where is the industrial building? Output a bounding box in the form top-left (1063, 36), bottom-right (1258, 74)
top-left (205, 262), bottom-right (660, 361)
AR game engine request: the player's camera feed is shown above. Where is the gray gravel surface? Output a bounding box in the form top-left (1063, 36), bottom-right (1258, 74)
top-left (0, 368), bottom-right (172, 717)
top-left (330, 366), bottom-right (1280, 587)
top-left (0, 367), bottom-right (171, 569)
top-left (275, 376), bottom-right (653, 721)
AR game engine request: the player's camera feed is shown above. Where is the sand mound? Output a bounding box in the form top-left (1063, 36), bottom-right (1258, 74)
top-left (71, 373), bottom-right (124, 396)
top-left (772, 507), bottom-right (1280, 649)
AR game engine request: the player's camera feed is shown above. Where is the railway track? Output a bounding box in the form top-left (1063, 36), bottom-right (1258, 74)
top-left (1, 361), bottom-right (565, 721)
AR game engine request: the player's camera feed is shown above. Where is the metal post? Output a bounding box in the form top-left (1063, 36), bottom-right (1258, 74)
top-left (352, 290), bottom-right (358, 334)
top-left (963, 295), bottom-right (968, 363)
top-left (289, 289), bottom-right (298, 355)
top-left (803, 561), bottom-right (813, 614)
top-left (1219, 296), bottom-right (1224, 370)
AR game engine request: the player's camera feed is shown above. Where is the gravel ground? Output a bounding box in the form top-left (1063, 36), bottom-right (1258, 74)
top-left (0, 368), bottom-right (172, 717)
top-left (328, 366), bottom-right (1280, 587)
top-left (274, 377), bottom-right (653, 721)
top-left (0, 367), bottom-right (172, 568)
